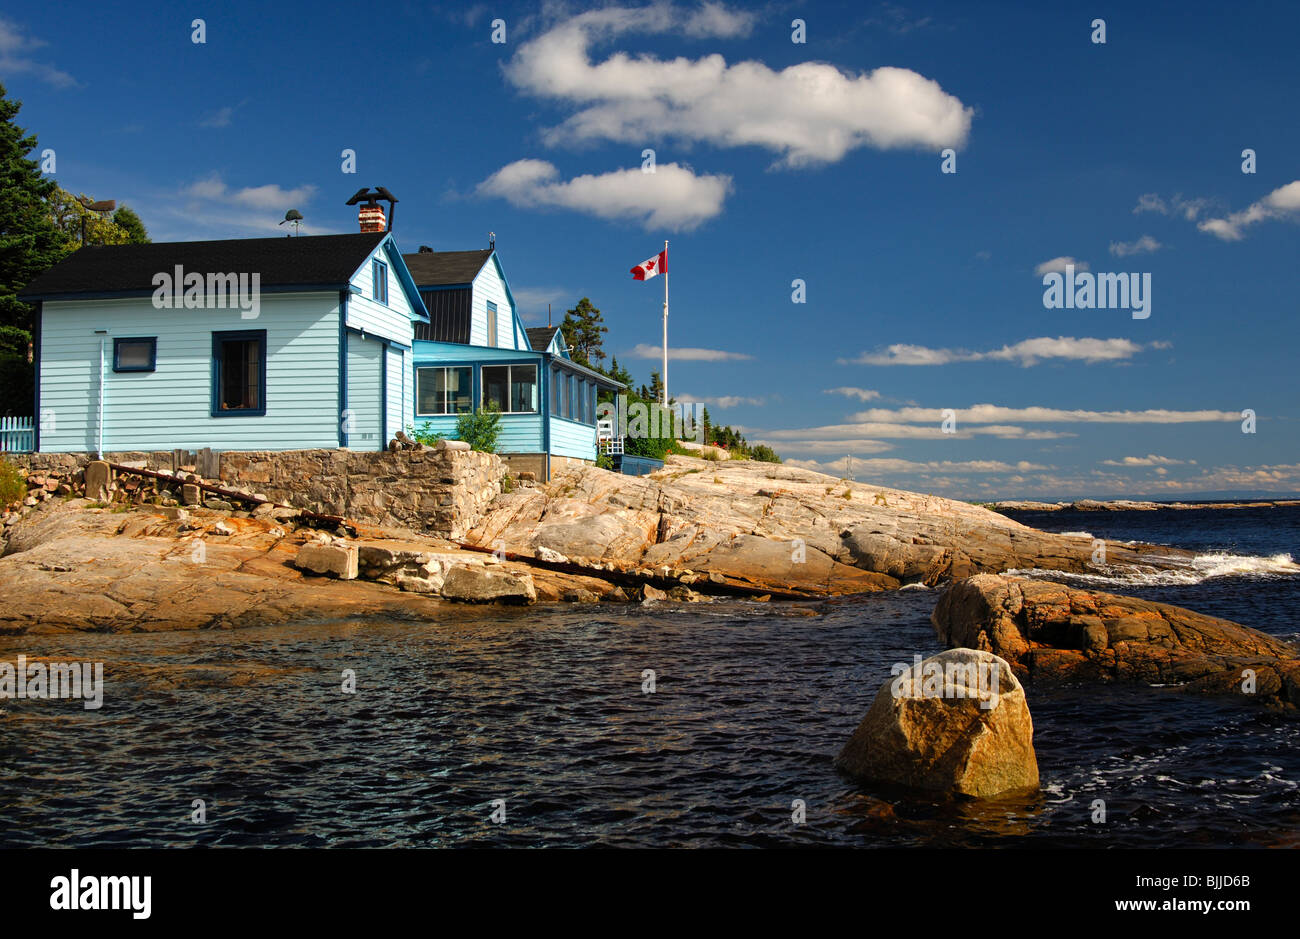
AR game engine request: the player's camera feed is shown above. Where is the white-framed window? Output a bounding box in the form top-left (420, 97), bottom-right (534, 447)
top-left (416, 365), bottom-right (472, 415)
top-left (482, 363), bottom-right (537, 413)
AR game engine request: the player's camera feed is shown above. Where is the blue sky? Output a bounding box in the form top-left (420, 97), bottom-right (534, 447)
top-left (5, 0), bottom-right (1298, 499)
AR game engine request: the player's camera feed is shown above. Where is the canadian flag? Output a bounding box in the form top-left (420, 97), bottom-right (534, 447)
top-left (630, 250), bottom-right (667, 281)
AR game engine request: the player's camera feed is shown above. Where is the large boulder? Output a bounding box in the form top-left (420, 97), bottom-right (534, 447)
top-left (440, 564), bottom-right (536, 604)
top-left (293, 542), bottom-right (358, 580)
top-left (835, 648), bottom-right (1039, 799)
top-left (932, 574), bottom-right (1300, 710)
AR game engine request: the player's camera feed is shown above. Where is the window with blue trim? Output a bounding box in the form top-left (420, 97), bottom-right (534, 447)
top-left (482, 364), bottom-right (537, 413)
top-left (113, 337), bottom-right (156, 372)
top-left (486, 301), bottom-right (498, 348)
top-left (212, 329), bottom-right (266, 416)
top-left (416, 366), bottom-right (472, 415)
top-left (372, 259), bottom-right (388, 304)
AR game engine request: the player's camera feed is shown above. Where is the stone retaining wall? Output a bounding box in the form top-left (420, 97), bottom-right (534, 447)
top-left (8, 448), bottom-right (505, 539)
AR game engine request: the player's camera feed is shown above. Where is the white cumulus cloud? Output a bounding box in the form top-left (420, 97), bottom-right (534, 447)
top-left (629, 343), bottom-right (751, 361)
top-left (1198, 180), bottom-right (1300, 241)
top-left (478, 159), bottom-right (731, 230)
top-left (840, 337), bottom-right (1152, 367)
top-left (1109, 234), bottom-right (1161, 257)
top-left (505, 2), bottom-right (972, 168)
top-left (1034, 257), bottom-right (1089, 276)
top-left (824, 387), bottom-right (882, 401)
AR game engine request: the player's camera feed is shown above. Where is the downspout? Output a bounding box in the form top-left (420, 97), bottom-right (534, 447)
top-left (338, 291), bottom-right (349, 448)
top-left (94, 329), bottom-right (107, 458)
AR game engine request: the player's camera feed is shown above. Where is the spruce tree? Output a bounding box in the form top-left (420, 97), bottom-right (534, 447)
top-left (559, 297), bottom-right (607, 368)
top-left (0, 82), bottom-right (65, 336)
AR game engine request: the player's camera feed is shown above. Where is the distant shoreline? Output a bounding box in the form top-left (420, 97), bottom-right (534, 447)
top-left (991, 498), bottom-right (1300, 513)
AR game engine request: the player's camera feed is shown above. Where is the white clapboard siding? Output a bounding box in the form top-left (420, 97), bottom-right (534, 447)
top-left (38, 293), bottom-right (341, 453)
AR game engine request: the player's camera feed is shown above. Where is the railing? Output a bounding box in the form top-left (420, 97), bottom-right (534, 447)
top-left (596, 418), bottom-right (624, 455)
top-left (0, 416), bottom-right (34, 453)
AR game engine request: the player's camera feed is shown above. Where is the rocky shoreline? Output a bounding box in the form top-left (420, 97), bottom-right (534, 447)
top-left (4, 453), bottom-right (1296, 801)
top-left (991, 497), bottom-right (1300, 513)
top-left (933, 574), bottom-right (1300, 711)
top-left (0, 454), bottom-right (1213, 633)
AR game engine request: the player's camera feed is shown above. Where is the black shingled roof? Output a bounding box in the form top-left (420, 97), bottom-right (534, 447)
top-left (401, 249), bottom-right (493, 287)
top-left (526, 326), bottom-right (561, 351)
top-left (18, 232), bottom-right (388, 300)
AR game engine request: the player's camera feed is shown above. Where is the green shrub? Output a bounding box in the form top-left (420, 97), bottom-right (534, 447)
top-left (595, 451), bottom-right (615, 471)
top-left (749, 444), bottom-right (782, 464)
top-left (455, 404), bottom-right (501, 453)
top-left (625, 433), bottom-right (673, 461)
top-left (0, 457), bottom-right (25, 507)
top-left (408, 421), bottom-right (445, 447)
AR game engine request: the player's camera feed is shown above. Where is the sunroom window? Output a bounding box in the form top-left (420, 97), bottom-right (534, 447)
top-left (416, 366), bottom-right (472, 415)
top-left (482, 364), bottom-right (537, 413)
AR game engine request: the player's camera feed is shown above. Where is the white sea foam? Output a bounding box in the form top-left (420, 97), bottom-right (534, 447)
top-left (1059, 531), bottom-right (1094, 539)
top-left (1009, 551), bottom-right (1300, 586)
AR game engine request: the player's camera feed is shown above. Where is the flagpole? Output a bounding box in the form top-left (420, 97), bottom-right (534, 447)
top-left (662, 239), bottom-right (669, 408)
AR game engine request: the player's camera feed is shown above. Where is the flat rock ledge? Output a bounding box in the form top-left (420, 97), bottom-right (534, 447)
top-left (835, 648), bottom-right (1039, 799)
top-left (932, 574), bottom-right (1300, 711)
top-left (469, 457), bottom-right (1197, 597)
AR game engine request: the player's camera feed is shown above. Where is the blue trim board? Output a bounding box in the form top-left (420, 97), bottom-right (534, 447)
top-left (338, 291), bottom-right (348, 447)
top-left (382, 238), bottom-right (431, 321)
top-left (32, 302), bottom-right (40, 452)
top-left (345, 325), bottom-right (409, 351)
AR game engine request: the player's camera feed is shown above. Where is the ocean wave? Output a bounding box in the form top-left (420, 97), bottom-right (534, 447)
top-left (1009, 551), bottom-right (1300, 586)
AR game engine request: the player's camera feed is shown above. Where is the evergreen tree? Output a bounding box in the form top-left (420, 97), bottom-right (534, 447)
top-left (559, 297), bottom-right (607, 368)
top-left (0, 82), bottom-right (65, 337)
top-left (646, 369), bottom-right (664, 404)
top-left (112, 204), bottom-right (150, 243)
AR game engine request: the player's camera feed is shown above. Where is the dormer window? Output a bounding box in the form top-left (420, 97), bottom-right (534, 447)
top-left (372, 259), bottom-right (388, 304)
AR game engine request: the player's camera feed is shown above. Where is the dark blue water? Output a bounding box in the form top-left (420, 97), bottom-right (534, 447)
top-left (1, 506), bottom-right (1298, 848)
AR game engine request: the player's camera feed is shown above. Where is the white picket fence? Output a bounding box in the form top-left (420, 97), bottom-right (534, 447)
top-left (0, 416), bottom-right (34, 453)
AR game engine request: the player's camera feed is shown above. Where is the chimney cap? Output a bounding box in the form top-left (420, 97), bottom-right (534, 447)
top-left (345, 186), bottom-right (399, 207)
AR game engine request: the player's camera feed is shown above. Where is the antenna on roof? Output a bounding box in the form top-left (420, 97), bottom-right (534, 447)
top-left (488, 231), bottom-right (495, 250)
top-left (280, 209), bottom-right (303, 236)
top-left (75, 195), bottom-right (116, 246)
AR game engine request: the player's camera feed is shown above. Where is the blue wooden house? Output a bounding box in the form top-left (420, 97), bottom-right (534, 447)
top-left (19, 214), bottom-right (622, 479)
top-left (402, 246), bottom-right (623, 479)
top-left (19, 231), bottom-right (423, 455)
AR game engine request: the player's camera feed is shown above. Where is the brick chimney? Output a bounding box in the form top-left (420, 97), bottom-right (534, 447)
top-left (346, 187), bottom-right (398, 233)
top-left (358, 203), bottom-right (386, 232)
